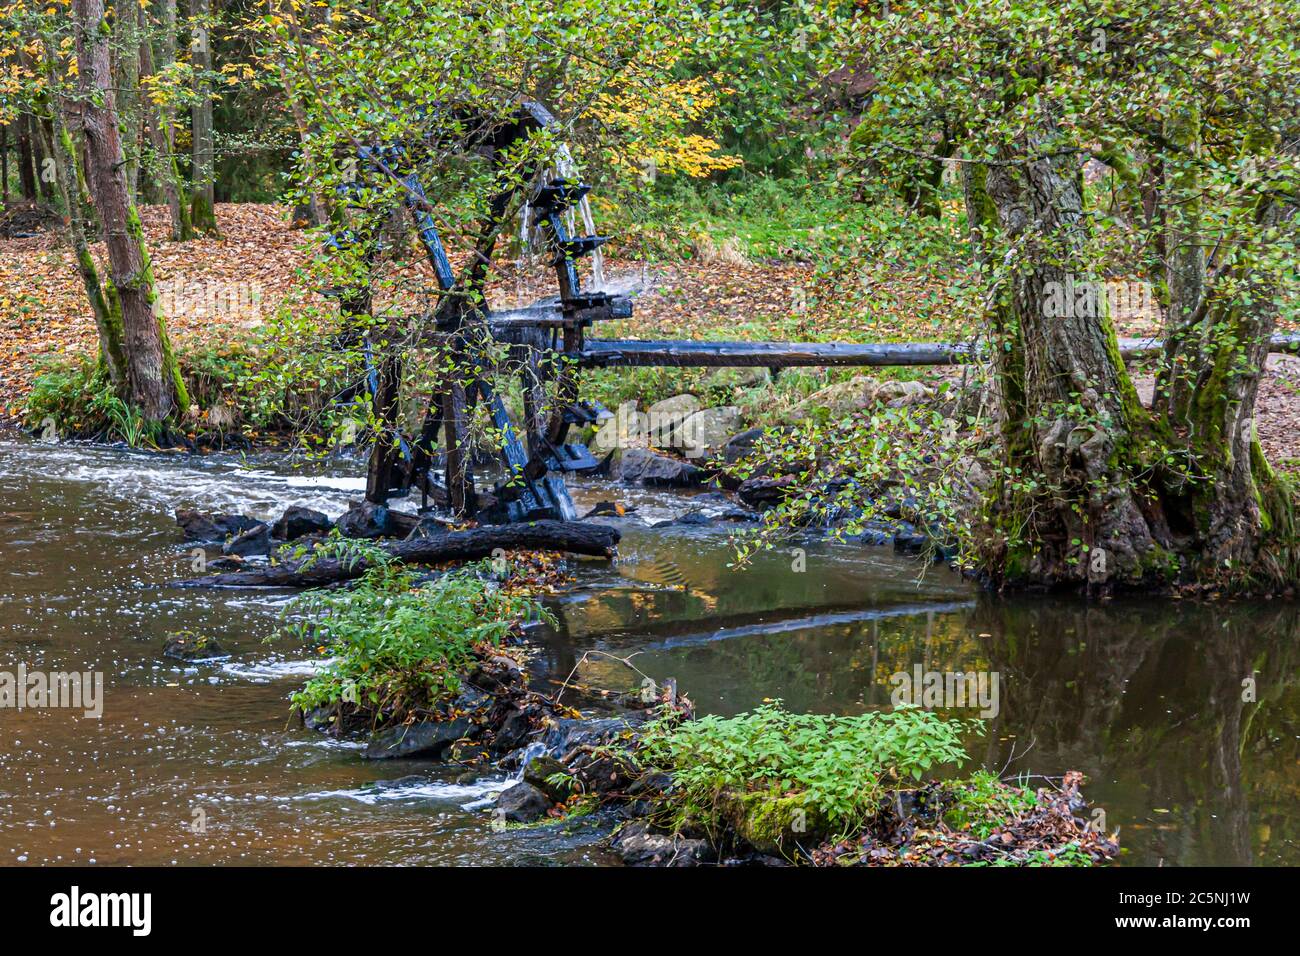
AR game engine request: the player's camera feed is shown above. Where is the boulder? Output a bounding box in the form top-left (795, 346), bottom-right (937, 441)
top-left (222, 522), bottom-right (271, 556)
top-left (645, 394), bottom-right (701, 445)
top-left (616, 448), bottom-right (703, 488)
top-left (674, 406), bottom-right (743, 458)
top-left (161, 632), bottom-right (229, 663)
top-left (273, 506), bottom-right (333, 541)
top-left (719, 789), bottom-right (826, 856)
top-left (568, 746), bottom-right (640, 796)
top-left (612, 822), bottom-right (713, 867)
top-left (874, 379), bottom-right (934, 406)
top-left (335, 501), bottom-right (419, 539)
top-left (789, 376), bottom-right (935, 422)
top-left (494, 782), bottom-right (552, 823)
top-left (892, 521), bottom-right (930, 555)
top-left (523, 755), bottom-right (575, 803)
top-left (405, 515), bottom-right (454, 540)
top-left (592, 401), bottom-right (644, 454)
top-left (703, 367), bottom-right (771, 390)
top-left (362, 717), bottom-right (474, 760)
top-left (672, 508), bottom-right (713, 526)
top-left (789, 376), bottom-right (877, 421)
top-left (175, 509), bottom-right (259, 542)
top-left (542, 716), bottom-right (644, 757)
top-left (491, 707), bottom-right (532, 753)
top-left (736, 475), bottom-right (796, 509)
top-left (722, 427), bottom-right (765, 464)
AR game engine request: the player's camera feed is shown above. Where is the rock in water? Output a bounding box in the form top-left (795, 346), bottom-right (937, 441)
top-left (335, 501), bottom-right (420, 539)
top-left (273, 506), bottom-right (333, 541)
top-left (722, 427), bottom-right (765, 464)
top-left (522, 755), bottom-right (573, 803)
top-left (222, 522), bottom-right (272, 556)
top-left (494, 782), bottom-right (552, 823)
top-left (175, 509), bottom-right (260, 542)
top-left (615, 448), bottom-right (703, 488)
top-left (612, 822), bottom-right (713, 867)
top-left (162, 632), bottom-right (229, 662)
top-left (736, 475), bottom-right (796, 508)
top-left (362, 717), bottom-right (474, 760)
top-left (335, 501), bottom-right (391, 539)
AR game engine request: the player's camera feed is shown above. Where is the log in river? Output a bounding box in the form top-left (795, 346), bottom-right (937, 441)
top-left (172, 520), bottom-right (620, 588)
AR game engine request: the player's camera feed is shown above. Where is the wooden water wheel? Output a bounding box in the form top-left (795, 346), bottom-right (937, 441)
top-left (332, 102), bottom-right (631, 524)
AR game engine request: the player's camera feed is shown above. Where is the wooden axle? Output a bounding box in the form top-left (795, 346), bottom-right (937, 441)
top-left (578, 334), bottom-right (1300, 368)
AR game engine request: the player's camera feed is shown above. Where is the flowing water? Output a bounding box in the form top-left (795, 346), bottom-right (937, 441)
top-left (0, 438), bottom-right (1296, 866)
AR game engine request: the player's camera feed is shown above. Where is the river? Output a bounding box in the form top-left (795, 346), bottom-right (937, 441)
top-left (0, 439), bottom-right (1295, 865)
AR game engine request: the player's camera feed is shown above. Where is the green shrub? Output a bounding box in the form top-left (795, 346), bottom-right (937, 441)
top-left (284, 559), bottom-right (553, 723)
top-left (24, 356), bottom-right (158, 447)
top-left (637, 702), bottom-right (977, 840)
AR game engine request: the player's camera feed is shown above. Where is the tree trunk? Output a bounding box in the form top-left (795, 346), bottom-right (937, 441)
top-left (1179, 188), bottom-right (1297, 577)
top-left (2, 124), bottom-right (9, 203)
top-left (49, 111), bottom-right (124, 385)
top-left (978, 102), bottom-right (1295, 591)
top-left (189, 0), bottom-right (218, 234)
top-left (982, 106), bottom-right (1166, 589)
top-left (113, 6), bottom-right (142, 202)
top-left (35, 118), bottom-right (60, 201)
top-left (73, 0), bottom-right (189, 423)
top-left (17, 114), bottom-right (39, 200)
top-left (140, 0), bottom-right (195, 241)
top-left (1159, 103), bottom-right (1206, 423)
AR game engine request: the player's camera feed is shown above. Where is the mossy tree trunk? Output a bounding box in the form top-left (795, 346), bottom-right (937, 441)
top-left (980, 106), bottom-right (1167, 589)
top-left (50, 107), bottom-right (125, 387)
top-left (73, 0), bottom-right (189, 424)
top-left (113, 6), bottom-right (142, 202)
top-left (974, 104), bottom-right (1296, 590)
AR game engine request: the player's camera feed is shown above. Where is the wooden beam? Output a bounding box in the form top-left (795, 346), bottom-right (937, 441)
top-left (580, 339), bottom-right (976, 367)
top-left (578, 334), bottom-right (1300, 368)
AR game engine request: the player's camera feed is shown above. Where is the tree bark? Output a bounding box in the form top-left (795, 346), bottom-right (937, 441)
top-left (16, 114), bottom-right (39, 200)
top-left (188, 0), bottom-right (219, 233)
top-left (1, 124), bottom-right (9, 203)
top-left (1159, 103), bottom-right (1206, 423)
top-left (139, 0), bottom-right (195, 241)
top-left (73, 0), bottom-right (189, 423)
top-left (45, 83), bottom-right (124, 386)
top-left (114, 6), bottom-right (142, 202)
top-left (174, 520), bottom-right (621, 587)
top-left (983, 105), bottom-right (1165, 589)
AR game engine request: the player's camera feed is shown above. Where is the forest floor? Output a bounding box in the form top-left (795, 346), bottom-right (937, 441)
top-left (2, 201), bottom-right (1298, 464)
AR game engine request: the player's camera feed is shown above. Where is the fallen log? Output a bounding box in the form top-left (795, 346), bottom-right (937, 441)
top-left (172, 520), bottom-right (620, 588)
